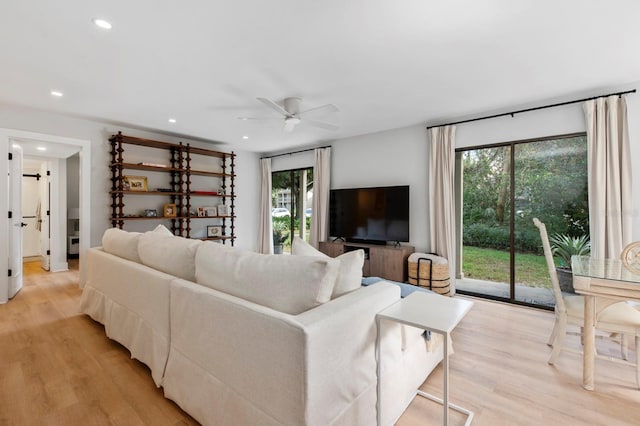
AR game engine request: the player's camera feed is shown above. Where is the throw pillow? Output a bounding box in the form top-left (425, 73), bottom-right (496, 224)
top-left (291, 236), bottom-right (364, 298)
top-left (138, 231), bottom-right (202, 281)
top-left (102, 228), bottom-right (142, 263)
top-left (153, 224), bottom-right (174, 236)
top-left (195, 242), bottom-right (340, 315)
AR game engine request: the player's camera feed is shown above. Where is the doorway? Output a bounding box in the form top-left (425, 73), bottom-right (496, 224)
top-left (1, 128), bottom-right (91, 304)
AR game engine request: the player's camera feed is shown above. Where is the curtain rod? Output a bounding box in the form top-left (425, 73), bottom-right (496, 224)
top-left (261, 145), bottom-right (331, 160)
top-left (426, 89), bottom-right (636, 130)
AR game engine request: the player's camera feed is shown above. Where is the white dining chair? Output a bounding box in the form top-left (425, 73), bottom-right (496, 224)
top-left (533, 218), bottom-right (640, 388)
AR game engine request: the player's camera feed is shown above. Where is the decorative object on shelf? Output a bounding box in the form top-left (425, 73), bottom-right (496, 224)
top-left (156, 188), bottom-right (173, 192)
top-left (197, 207), bottom-right (206, 217)
top-left (124, 175), bottom-right (148, 192)
top-left (164, 203), bottom-right (177, 218)
top-left (218, 204), bottom-right (229, 216)
top-left (621, 241), bottom-right (640, 274)
top-left (144, 209), bottom-right (158, 217)
top-left (205, 206), bottom-right (217, 217)
top-left (207, 225), bottom-right (222, 238)
top-left (138, 162), bottom-right (168, 168)
top-left (192, 190), bottom-right (219, 195)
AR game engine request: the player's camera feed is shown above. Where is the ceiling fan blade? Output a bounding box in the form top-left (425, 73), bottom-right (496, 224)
top-left (257, 97), bottom-right (290, 117)
top-left (307, 119), bottom-right (339, 131)
top-left (298, 103), bottom-right (339, 116)
top-left (237, 116), bottom-right (281, 121)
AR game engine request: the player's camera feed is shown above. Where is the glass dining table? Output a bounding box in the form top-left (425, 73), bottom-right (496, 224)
top-left (571, 255), bottom-right (640, 390)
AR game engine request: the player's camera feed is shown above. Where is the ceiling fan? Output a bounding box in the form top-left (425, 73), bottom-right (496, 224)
top-left (240, 97), bottom-right (339, 133)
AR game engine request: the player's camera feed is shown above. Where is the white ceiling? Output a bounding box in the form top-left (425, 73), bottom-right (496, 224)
top-left (2, 1), bottom-right (640, 153)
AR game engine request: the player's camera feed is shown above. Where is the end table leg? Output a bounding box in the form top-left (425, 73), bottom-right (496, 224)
top-left (444, 331), bottom-right (449, 426)
top-left (583, 295), bottom-right (595, 391)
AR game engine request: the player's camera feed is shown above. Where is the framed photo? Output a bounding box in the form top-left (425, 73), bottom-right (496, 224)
top-left (197, 207), bottom-right (206, 217)
top-left (124, 175), bottom-right (148, 192)
top-left (144, 209), bottom-right (158, 217)
top-left (164, 203), bottom-right (177, 217)
top-left (205, 206), bottom-right (217, 217)
top-left (218, 204), bottom-right (229, 216)
top-left (207, 225), bottom-right (222, 238)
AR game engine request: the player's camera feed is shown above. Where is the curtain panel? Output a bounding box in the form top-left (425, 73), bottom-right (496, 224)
top-left (258, 158), bottom-right (273, 254)
top-left (583, 96), bottom-right (633, 259)
top-left (428, 125), bottom-right (457, 294)
top-left (310, 147), bottom-right (331, 248)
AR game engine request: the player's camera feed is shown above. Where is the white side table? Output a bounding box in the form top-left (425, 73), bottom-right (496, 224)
top-left (376, 291), bottom-right (474, 426)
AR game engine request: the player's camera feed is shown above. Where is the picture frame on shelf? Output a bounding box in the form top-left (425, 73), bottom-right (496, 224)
top-left (218, 204), bottom-right (229, 216)
top-left (124, 175), bottom-right (148, 192)
top-left (197, 207), bottom-right (206, 217)
top-left (205, 206), bottom-right (217, 217)
top-left (144, 209), bottom-right (158, 217)
top-left (164, 203), bottom-right (177, 218)
top-left (207, 225), bottom-right (222, 238)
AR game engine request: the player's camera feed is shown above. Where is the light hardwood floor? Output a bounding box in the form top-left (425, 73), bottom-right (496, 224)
top-left (1, 262), bottom-right (639, 425)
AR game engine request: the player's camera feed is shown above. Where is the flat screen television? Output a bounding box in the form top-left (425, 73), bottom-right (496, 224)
top-left (329, 185), bottom-right (409, 244)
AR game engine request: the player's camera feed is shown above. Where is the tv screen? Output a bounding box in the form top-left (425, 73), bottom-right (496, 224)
top-left (329, 185), bottom-right (409, 244)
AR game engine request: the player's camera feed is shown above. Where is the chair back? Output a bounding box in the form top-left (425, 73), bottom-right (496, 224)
top-left (533, 218), bottom-right (567, 314)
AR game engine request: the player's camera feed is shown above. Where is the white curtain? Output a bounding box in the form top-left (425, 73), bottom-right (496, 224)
top-left (583, 96), bottom-right (633, 259)
top-left (428, 125), bottom-right (457, 293)
top-left (310, 147), bottom-right (331, 248)
top-left (258, 158), bottom-right (273, 254)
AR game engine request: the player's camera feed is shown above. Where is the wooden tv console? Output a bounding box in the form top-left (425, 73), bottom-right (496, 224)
top-left (319, 241), bottom-right (415, 283)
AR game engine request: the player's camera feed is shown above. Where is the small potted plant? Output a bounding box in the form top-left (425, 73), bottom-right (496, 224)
top-left (272, 220), bottom-right (289, 254)
top-left (549, 233), bottom-right (591, 293)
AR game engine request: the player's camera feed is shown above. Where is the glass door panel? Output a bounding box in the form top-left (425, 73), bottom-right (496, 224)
top-left (457, 145), bottom-right (512, 300)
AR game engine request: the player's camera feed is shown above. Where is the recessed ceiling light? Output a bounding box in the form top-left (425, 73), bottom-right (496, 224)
top-left (37, 147), bottom-right (47, 151)
top-left (238, 117), bottom-right (248, 121)
top-left (12, 144), bottom-right (20, 148)
top-left (242, 136), bottom-right (249, 140)
top-left (168, 118), bottom-right (177, 123)
top-left (51, 90), bottom-right (63, 97)
top-left (93, 18), bottom-right (112, 30)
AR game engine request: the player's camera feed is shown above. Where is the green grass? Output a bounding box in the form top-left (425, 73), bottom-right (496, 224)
top-left (462, 246), bottom-right (551, 288)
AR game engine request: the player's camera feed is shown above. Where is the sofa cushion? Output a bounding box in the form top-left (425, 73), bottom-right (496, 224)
top-left (138, 232), bottom-right (201, 282)
top-left (195, 242), bottom-right (340, 315)
top-left (102, 228), bottom-right (142, 263)
top-left (291, 237), bottom-right (364, 298)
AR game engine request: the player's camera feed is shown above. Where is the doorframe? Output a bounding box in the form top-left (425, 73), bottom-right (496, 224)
top-left (0, 128), bottom-right (91, 304)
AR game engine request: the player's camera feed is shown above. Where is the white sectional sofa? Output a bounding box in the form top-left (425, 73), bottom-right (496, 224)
top-left (80, 227), bottom-right (445, 426)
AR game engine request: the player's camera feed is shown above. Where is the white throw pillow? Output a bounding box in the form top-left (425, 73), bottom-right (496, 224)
top-left (153, 224), bottom-right (174, 236)
top-left (101, 228), bottom-right (142, 263)
top-left (291, 236), bottom-right (364, 298)
top-left (195, 242), bottom-right (340, 315)
top-left (138, 231), bottom-right (201, 281)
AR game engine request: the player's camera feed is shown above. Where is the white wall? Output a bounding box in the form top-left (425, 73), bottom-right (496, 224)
top-left (331, 125), bottom-right (430, 251)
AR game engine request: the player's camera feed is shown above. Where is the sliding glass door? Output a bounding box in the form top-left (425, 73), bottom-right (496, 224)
top-left (456, 134), bottom-right (588, 308)
top-left (271, 167), bottom-right (313, 253)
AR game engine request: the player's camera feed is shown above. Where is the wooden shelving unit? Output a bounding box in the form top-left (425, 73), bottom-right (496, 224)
top-left (109, 131), bottom-right (236, 245)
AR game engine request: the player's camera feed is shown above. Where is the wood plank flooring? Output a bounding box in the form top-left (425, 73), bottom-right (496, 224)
top-left (1, 262), bottom-right (639, 425)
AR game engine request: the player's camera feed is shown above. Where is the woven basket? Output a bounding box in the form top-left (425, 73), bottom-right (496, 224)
top-left (407, 253), bottom-right (450, 296)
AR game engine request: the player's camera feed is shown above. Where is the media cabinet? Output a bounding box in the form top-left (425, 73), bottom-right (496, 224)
top-left (319, 241), bottom-right (415, 282)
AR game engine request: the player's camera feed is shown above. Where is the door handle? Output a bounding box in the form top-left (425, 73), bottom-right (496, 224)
top-left (21, 222), bottom-right (28, 227)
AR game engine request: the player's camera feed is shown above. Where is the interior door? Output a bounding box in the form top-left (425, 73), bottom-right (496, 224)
top-left (39, 161), bottom-right (50, 271)
top-left (8, 144), bottom-right (23, 298)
